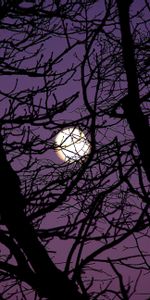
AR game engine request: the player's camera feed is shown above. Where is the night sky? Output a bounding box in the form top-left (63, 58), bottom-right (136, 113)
top-left (0, 1), bottom-right (150, 299)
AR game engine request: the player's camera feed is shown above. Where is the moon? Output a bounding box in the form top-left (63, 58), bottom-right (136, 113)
top-left (55, 127), bottom-right (91, 163)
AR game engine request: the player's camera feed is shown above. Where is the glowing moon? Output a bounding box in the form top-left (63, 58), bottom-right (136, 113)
top-left (55, 127), bottom-right (91, 163)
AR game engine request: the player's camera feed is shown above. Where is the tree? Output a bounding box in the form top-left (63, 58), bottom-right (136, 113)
top-left (0, 0), bottom-right (149, 299)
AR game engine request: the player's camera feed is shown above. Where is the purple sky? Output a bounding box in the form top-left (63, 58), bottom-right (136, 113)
top-left (0, 1), bottom-right (149, 299)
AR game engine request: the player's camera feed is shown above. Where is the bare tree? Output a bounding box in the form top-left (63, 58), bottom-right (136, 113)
top-left (0, 0), bottom-right (149, 299)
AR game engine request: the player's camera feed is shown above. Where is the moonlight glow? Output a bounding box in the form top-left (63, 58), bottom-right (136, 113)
top-left (55, 127), bottom-right (91, 163)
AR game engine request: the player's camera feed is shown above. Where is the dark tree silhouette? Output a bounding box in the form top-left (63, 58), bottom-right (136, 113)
top-left (0, 0), bottom-right (149, 299)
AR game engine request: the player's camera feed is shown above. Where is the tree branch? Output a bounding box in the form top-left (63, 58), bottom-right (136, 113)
top-left (116, 0), bottom-right (150, 182)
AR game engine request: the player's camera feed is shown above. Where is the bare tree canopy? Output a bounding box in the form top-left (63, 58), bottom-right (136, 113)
top-left (0, 0), bottom-right (149, 299)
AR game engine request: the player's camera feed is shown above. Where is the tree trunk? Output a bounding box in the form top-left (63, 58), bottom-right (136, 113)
top-left (117, 0), bottom-right (150, 182)
top-left (0, 136), bottom-right (88, 300)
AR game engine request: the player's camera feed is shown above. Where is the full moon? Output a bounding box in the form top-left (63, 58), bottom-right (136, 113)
top-left (55, 127), bottom-right (91, 163)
